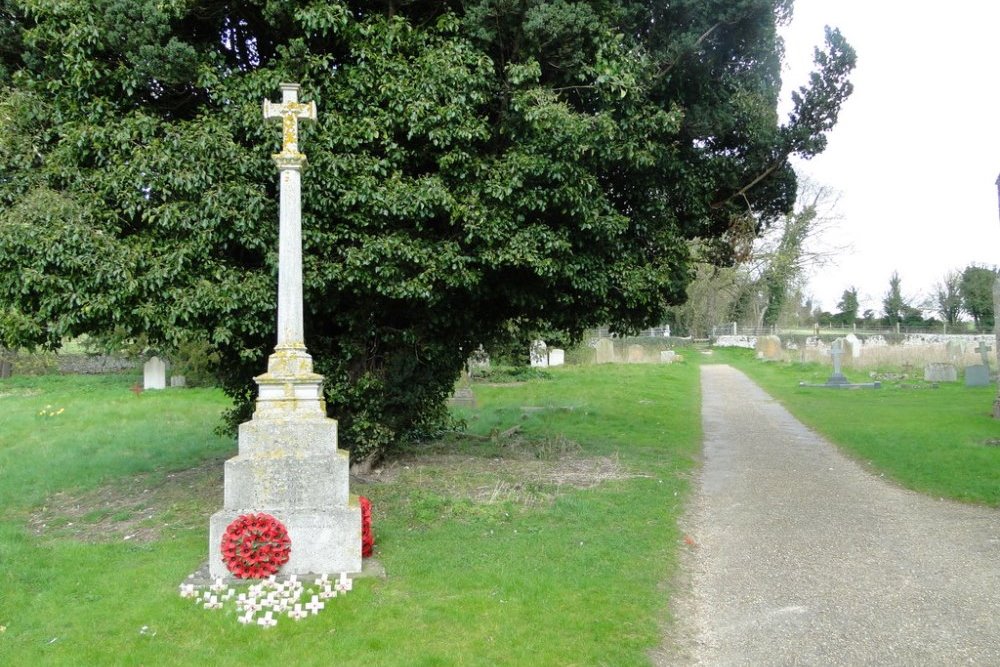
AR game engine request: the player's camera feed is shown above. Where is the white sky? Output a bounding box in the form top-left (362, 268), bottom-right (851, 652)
top-left (779, 0), bottom-right (1000, 315)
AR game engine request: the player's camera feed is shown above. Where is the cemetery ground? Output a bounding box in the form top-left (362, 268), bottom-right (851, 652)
top-left (2, 352), bottom-right (998, 664)
top-left (712, 348), bottom-right (1000, 507)
top-left (0, 364), bottom-right (700, 666)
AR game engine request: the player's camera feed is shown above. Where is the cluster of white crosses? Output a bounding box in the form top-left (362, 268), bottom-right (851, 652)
top-left (179, 573), bottom-right (353, 628)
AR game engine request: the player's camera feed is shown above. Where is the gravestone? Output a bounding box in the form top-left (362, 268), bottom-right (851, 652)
top-left (548, 349), bottom-right (565, 367)
top-left (0, 358), bottom-right (11, 378)
top-left (924, 363), bottom-right (958, 382)
top-left (965, 365), bottom-right (990, 387)
top-left (844, 333), bottom-right (862, 359)
top-left (449, 359), bottom-right (477, 407)
top-left (946, 340), bottom-right (964, 364)
top-left (595, 338), bottom-right (615, 364)
top-left (209, 84), bottom-right (360, 578)
top-left (660, 350), bottom-right (678, 364)
top-left (469, 345), bottom-right (490, 371)
top-left (143, 356), bottom-right (167, 390)
top-left (825, 339), bottom-right (849, 386)
top-left (975, 340), bottom-right (992, 368)
top-left (627, 344), bottom-right (645, 363)
top-left (170, 375), bottom-right (187, 388)
top-left (529, 340), bottom-right (548, 367)
top-left (449, 372), bottom-right (477, 408)
top-left (967, 340), bottom-right (992, 387)
top-left (755, 335), bottom-right (782, 361)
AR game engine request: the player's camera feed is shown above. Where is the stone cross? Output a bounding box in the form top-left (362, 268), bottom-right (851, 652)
top-left (263, 84), bottom-right (317, 161)
top-left (826, 339), bottom-right (848, 386)
top-left (208, 83), bottom-right (361, 579)
top-left (263, 83), bottom-right (316, 350)
top-left (976, 340), bottom-right (992, 367)
top-left (830, 341), bottom-right (843, 375)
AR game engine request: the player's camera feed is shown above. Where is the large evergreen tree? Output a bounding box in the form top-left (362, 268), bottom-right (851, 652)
top-left (0, 1), bottom-right (855, 459)
top-left (882, 271), bottom-right (907, 327)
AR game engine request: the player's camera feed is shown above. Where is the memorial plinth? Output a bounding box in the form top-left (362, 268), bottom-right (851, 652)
top-left (209, 84), bottom-right (361, 578)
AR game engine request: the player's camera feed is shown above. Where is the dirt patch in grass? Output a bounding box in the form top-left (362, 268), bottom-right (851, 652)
top-left (26, 456), bottom-right (225, 544)
top-left (27, 434), bottom-right (639, 543)
top-left (0, 388), bottom-right (43, 399)
top-left (358, 435), bottom-right (642, 506)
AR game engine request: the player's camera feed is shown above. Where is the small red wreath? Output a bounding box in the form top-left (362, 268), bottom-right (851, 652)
top-left (360, 496), bottom-right (374, 558)
top-left (220, 513), bottom-right (291, 579)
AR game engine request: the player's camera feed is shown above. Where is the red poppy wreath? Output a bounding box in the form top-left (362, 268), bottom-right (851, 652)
top-left (360, 496), bottom-right (374, 558)
top-left (220, 513), bottom-right (291, 579)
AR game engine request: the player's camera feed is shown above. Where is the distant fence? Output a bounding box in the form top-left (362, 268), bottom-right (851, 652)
top-left (710, 322), bottom-right (995, 338)
top-left (592, 325), bottom-right (674, 338)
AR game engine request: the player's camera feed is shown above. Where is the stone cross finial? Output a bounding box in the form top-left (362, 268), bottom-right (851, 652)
top-left (263, 83), bottom-right (317, 161)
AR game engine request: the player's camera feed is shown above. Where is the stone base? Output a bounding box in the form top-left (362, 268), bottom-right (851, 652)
top-left (209, 503), bottom-right (362, 579)
top-left (825, 373), bottom-right (849, 386)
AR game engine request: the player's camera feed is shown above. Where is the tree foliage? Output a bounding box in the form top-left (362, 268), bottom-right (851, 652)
top-left (960, 264), bottom-right (998, 330)
top-left (882, 271), bottom-right (908, 326)
top-left (0, 0), bottom-right (855, 459)
top-left (933, 270), bottom-right (962, 326)
top-left (834, 286), bottom-right (858, 324)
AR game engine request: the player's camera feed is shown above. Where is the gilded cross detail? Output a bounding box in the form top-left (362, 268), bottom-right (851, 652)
top-left (263, 83), bottom-right (317, 161)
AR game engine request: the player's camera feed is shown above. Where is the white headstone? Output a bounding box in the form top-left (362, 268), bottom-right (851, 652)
top-left (530, 340), bottom-right (548, 367)
top-left (660, 350), bottom-right (678, 364)
top-left (548, 349), bottom-right (565, 366)
top-left (170, 375), bottom-right (186, 388)
top-left (143, 356), bottom-right (167, 390)
top-left (627, 344), bottom-right (645, 363)
top-left (595, 338), bottom-right (615, 363)
top-left (844, 333), bottom-right (861, 359)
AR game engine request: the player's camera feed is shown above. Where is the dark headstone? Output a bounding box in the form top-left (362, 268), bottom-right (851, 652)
top-left (965, 364), bottom-right (990, 387)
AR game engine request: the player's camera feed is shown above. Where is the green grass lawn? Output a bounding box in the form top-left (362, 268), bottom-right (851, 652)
top-left (712, 347), bottom-right (1000, 507)
top-left (0, 364), bottom-right (701, 666)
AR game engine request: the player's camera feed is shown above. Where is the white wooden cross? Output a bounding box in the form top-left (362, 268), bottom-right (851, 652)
top-left (288, 603), bottom-right (308, 621)
top-left (257, 611), bottom-right (278, 628)
top-left (263, 84), bottom-right (317, 160)
top-left (335, 572), bottom-right (353, 593)
top-left (305, 595), bottom-right (325, 614)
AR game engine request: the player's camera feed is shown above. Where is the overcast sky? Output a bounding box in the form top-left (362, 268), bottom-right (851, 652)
top-left (778, 0), bottom-right (1000, 315)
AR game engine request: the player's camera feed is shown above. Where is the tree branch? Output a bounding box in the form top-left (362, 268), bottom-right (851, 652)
top-left (657, 22), bottom-right (722, 78)
top-left (711, 159), bottom-right (782, 209)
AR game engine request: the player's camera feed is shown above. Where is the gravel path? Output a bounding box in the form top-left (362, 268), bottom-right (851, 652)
top-left (668, 364), bottom-right (1000, 666)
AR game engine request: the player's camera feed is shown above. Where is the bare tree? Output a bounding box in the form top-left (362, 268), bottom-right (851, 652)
top-left (933, 270), bottom-right (962, 327)
top-left (731, 178), bottom-right (848, 329)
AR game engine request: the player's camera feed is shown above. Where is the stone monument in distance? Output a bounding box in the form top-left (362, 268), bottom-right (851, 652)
top-left (208, 83), bottom-right (361, 578)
